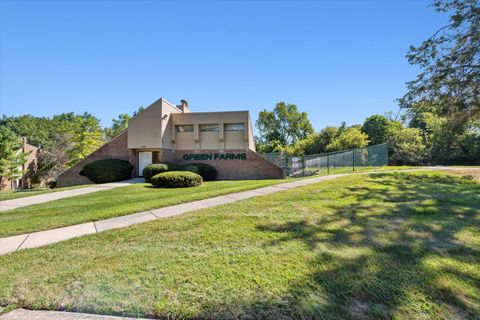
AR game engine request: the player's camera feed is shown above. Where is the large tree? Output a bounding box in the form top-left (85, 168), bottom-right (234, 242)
top-left (362, 115), bottom-right (390, 145)
top-left (256, 102), bottom-right (314, 151)
top-left (400, 0), bottom-right (480, 129)
top-left (106, 113), bottom-right (131, 140)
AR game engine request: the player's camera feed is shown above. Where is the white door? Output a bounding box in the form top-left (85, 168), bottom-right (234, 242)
top-left (138, 152), bottom-right (152, 176)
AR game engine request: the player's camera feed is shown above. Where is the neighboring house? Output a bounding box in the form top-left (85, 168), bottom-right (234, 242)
top-left (57, 98), bottom-right (283, 187)
top-left (2, 138), bottom-right (40, 191)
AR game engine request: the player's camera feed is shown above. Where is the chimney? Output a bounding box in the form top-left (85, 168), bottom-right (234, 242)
top-left (178, 99), bottom-right (190, 113)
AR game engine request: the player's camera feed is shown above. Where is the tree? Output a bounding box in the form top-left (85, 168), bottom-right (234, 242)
top-left (362, 115), bottom-right (390, 145)
top-left (400, 0), bottom-right (480, 130)
top-left (256, 102), bottom-right (314, 151)
top-left (326, 127), bottom-right (369, 152)
top-left (67, 112), bottom-right (105, 166)
top-left (0, 126), bottom-right (28, 189)
top-left (387, 126), bottom-right (427, 165)
top-left (32, 132), bottom-right (73, 184)
top-left (106, 113), bottom-right (131, 140)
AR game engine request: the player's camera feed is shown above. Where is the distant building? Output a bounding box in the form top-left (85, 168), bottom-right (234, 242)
top-left (2, 138), bottom-right (40, 191)
top-left (57, 98), bottom-right (283, 186)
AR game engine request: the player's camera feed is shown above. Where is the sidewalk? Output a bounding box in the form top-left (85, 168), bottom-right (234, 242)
top-left (0, 173), bottom-right (348, 255)
top-left (0, 178), bottom-right (144, 212)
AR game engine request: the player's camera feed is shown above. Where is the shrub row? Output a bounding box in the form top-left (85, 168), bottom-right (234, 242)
top-left (142, 162), bottom-right (217, 181)
top-left (151, 171), bottom-right (203, 188)
top-left (80, 159), bottom-right (133, 184)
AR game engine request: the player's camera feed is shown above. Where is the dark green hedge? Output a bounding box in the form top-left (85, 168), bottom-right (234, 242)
top-left (80, 159), bottom-right (133, 184)
top-left (151, 171), bottom-right (203, 188)
top-left (143, 162), bottom-right (217, 182)
top-left (183, 163), bottom-right (217, 181)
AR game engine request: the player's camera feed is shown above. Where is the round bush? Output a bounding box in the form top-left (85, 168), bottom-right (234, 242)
top-left (183, 163), bottom-right (217, 181)
top-left (142, 163), bottom-right (168, 182)
top-left (80, 159), bottom-right (133, 184)
top-left (142, 162), bottom-right (185, 182)
top-left (151, 171), bottom-right (203, 188)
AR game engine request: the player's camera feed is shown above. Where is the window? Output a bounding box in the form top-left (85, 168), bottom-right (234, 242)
top-left (176, 125), bottom-right (194, 132)
top-left (224, 123), bottom-right (245, 131)
top-left (200, 124), bottom-right (219, 132)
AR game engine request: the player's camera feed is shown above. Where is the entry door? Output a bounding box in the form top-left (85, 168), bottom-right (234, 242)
top-left (138, 152), bottom-right (152, 176)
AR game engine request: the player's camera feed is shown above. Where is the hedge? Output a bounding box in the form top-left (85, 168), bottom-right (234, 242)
top-left (151, 171), bottom-right (203, 188)
top-left (80, 159), bottom-right (133, 184)
top-left (142, 162), bottom-right (183, 182)
top-left (183, 163), bottom-right (217, 181)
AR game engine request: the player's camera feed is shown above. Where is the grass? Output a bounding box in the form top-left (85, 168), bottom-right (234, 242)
top-left (0, 179), bottom-right (283, 237)
top-left (0, 185), bottom-right (86, 201)
top-left (0, 166), bottom-right (413, 237)
top-left (0, 170), bottom-right (478, 319)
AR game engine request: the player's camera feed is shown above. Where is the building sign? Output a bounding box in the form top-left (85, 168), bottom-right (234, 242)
top-left (183, 153), bottom-right (247, 161)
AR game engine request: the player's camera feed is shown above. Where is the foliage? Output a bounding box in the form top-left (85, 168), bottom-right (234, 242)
top-left (326, 127), bottom-right (369, 152)
top-left (256, 102), bottom-right (314, 151)
top-left (67, 112), bottom-right (105, 166)
top-left (31, 132), bottom-right (73, 184)
top-left (80, 159), bottom-right (133, 184)
top-left (105, 114), bottom-right (130, 140)
top-left (0, 126), bottom-right (28, 189)
top-left (362, 115), bottom-right (390, 145)
top-left (387, 127), bottom-right (427, 165)
top-left (142, 163), bottom-right (170, 182)
top-left (400, 0), bottom-right (480, 130)
top-left (184, 163), bottom-right (218, 181)
top-left (150, 171), bottom-right (203, 188)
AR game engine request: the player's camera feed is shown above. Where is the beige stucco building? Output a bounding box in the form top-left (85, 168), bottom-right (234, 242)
top-left (57, 98), bottom-right (283, 187)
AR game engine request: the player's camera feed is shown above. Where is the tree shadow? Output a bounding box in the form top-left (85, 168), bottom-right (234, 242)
top-left (202, 172), bottom-right (480, 319)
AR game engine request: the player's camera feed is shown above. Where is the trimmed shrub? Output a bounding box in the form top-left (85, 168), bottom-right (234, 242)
top-left (142, 162), bottom-right (184, 182)
top-left (142, 163), bottom-right (168, 182)
top-left (81, 159), bottom-right (133, 184)
top-left (151, 171), bottom-right (203, 188)
top-left (183, 163), bottom-right (217, 181)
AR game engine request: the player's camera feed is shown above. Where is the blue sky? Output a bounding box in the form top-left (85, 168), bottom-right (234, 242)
top-left (0, 0), bottom-right (448, 131)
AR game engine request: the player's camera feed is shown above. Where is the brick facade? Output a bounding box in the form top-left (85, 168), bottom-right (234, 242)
top-left (57, 131), bottom-right (284, 187)
top-left (171, 149), bottom-right (284, 180)
top-left (56, 131), bottom-right (136, 187)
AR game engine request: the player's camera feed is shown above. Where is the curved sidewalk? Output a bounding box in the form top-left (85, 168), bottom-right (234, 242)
top-left (0, 178), bottom-right (144, 212)
top-left (0, 173), bottom-right (350, 255)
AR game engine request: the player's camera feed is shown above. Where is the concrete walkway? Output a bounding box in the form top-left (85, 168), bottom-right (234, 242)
top-left (0, 308), bottom-right (149, 320)
top-left (0, 173), bottom-right (348, 255)
top-left (0, 178), bottom-right (144, 212)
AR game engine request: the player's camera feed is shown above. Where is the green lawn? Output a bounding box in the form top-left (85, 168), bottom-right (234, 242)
top-left (0, 170), bottom-right (478, 319)
top-left (0, 185), bottom-right (86, 201)
top-left (0, 179), bottom-right (283, 237)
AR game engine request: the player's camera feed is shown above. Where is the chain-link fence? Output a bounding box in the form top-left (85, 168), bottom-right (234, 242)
top-left (260, 143), bottom-right (388, 176)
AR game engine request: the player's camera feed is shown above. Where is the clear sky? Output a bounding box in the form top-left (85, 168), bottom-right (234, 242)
top-left (0, 0), bottom-right (448, 131)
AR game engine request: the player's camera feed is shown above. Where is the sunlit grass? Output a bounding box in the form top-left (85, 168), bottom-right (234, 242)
top-left (0, 170), bottom-right (478, 319)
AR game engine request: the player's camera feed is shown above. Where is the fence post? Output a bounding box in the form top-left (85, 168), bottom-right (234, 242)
top-left (352, 149), bottom-right (355, 172)
top-left (327, 155), bottom-right (330, 174)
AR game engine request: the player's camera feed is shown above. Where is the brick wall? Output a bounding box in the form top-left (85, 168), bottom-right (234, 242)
top-left (172, 149), bottom-right (284, 180)
top-left (56, 130), bottom-right (136, 187)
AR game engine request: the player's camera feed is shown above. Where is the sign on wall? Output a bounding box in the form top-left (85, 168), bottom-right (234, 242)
top-left (182, 153), bottom-right (247, 161)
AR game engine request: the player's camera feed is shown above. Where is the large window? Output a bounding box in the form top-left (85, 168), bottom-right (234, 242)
top-left (200, 124), bottom-right (219, 132)
top-left (224, 123), bottom-right (245, 131)
top-left (176, 125), bottom-right (194, 132)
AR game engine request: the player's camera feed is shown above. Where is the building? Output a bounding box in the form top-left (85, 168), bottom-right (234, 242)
top-left (57, 98), bottom-right (283, 187)
top-left (1, 138), bottom-right (40, 191)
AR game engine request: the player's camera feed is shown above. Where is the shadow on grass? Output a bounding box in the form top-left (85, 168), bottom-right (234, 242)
top-left (213, 173), bottom-right (479, 319)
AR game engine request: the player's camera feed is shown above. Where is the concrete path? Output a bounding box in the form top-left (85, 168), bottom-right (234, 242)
top-left (0, 308), bottom-right (149, 320)
top-left (0, 179), bottom-right (144, 212)
top-left (0, 173), bottom-right (348, 255)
